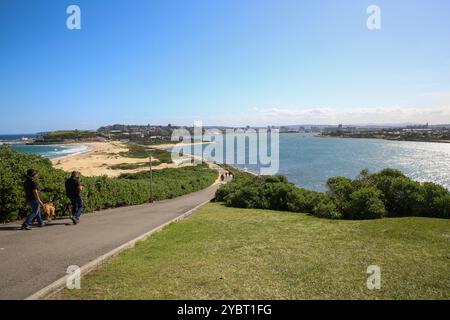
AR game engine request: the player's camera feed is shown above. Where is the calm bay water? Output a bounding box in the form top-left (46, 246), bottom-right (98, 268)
top-left (191, 133), bottom-right (450, 191)
top-left (275, 134), bottom-right (450, 191)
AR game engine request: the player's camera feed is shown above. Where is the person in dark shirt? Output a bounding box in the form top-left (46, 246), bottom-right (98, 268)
top-left (65, 171), bottom-right (84, 225)
top-left (21, 169), bottom-right (45, 230)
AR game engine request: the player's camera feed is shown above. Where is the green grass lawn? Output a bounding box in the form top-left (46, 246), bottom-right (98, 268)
top-left (59, 203), bottom-right (450, 300)
top-left (109, 162), bottom-right (160, 170)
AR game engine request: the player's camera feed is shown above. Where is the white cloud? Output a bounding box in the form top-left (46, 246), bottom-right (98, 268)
top-left (202, 106), bottom-right (450, 126)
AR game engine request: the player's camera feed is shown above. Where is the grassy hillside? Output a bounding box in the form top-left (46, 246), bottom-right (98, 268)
top-left (59, 203), bottom-right (450, 300)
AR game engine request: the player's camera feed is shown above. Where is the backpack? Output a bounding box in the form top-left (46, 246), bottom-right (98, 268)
top-left (65, 178), bottom-right (77, 199)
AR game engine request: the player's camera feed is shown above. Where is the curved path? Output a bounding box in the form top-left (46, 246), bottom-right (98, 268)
top-left (0, 176), bottom-right (228, 300)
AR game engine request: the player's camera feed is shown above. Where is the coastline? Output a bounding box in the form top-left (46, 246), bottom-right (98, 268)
top-left (11, 137), bottom-right (450, 191)
top-left (51, 141), bottom-right (215, 177)
top-left (4, 143), bottom-right (93, 160)
top-left (50, 144), bottom-right (93, 160)
top-left (51, 141), bottom-right (147, 177)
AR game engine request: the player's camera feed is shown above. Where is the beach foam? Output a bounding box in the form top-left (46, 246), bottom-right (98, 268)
top-left (10, 144), bottom-right (91, 159)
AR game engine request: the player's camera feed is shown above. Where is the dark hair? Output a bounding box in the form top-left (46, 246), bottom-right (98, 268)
top-left (26, 169), bottom-right (37, 178)
top-left (71, 171), bottom-right (81, 179)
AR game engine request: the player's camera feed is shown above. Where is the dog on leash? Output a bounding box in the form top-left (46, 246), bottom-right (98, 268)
top-left (42, 203), bottom-right (56, 221)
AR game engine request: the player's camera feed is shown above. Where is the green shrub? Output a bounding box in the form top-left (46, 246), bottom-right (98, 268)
top-left (215, 167), bottom-right (332, 216)
top-left (419, 182), bottom-right (450, 218)
top-left (312, 201), bottom-right (342, 219)
top-left (326, 176), bottom-right (354, 213)
top-left (344, 187), bottom-right (386, 220)
top-left (223, 186), bottom-right (263, 209)
top-left (369, 172), bottom-right (426, 217)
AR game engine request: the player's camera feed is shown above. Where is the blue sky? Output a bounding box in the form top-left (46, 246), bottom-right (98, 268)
top-left (1, 0), bottom-right (450, 133)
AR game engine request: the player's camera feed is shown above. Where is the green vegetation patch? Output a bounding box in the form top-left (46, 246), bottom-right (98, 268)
top-left (109, 162), bottom-right (160, 170)
top-left (119, 163), bottom-right (217, 201)
top-left (41, 130), bottom-right (97, 141)
top-left (59, 203), bottom-right (450, 300)
top-left (119, 144), bottom-right (173, 163)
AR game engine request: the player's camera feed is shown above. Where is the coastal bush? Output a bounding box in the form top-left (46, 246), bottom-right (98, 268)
top-left (215, 165), bottom-right (450, 220)
top-left (119, 144), bottom-right (173, 163)
top-left (362, 169), bottom-right (450, 218)
top-left (0, 146), bottom-right (217, 222)
top-left (215, 168), bottom-right (332, 215)
top-left (419, 182), bottom-right (450, 218)
top-left (344, 187), bottom-right (386, 219)
top-left (326, 174), bottom-right (388, 219)
top-left (149, 148), bottom-right (173, 164)
top-left (311, 201), bottom-right (342, 219)
top-left (326, 176), bottom-right (354, 213)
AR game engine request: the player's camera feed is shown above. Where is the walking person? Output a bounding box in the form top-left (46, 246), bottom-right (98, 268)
top-left (65, 171), bottom-right (84, 225)
top-left (21, 169), bottom-right (45, 230)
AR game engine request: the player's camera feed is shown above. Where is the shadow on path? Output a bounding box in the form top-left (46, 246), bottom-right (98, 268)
top-left (0, 222), bottom-right (69, 232)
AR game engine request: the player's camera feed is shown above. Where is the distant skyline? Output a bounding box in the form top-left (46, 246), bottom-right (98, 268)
top-left (1, 0), bottom-right (450, 133)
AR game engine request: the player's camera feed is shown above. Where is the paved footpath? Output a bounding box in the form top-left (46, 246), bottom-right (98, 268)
top-left (0, 180), bottom-right (225, 300)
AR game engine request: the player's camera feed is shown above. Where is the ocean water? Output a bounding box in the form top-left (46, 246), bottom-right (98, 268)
top-left (0, 135), bottom-right (90, 159)
top-left (10, 144), bottom-right (90, 159)
top-left (185, 133), bottom-right (450, 191)
top-left (0, 134), bottom-right (37, 141)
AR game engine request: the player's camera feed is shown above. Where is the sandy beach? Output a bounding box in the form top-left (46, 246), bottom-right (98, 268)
top-left (52, 141), bottom-right (195, 177)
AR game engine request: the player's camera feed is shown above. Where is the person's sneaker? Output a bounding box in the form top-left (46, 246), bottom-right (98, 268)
top-left (38, 223), bottom-right (46, 228)
top-left (71, 217), bottom-right (78, 225)
top-left (21, 225), bottom-right (32, 231)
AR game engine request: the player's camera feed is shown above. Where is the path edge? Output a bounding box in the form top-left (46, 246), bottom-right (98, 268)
top-left (25, 198), bottom-right (213, 300)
